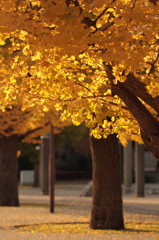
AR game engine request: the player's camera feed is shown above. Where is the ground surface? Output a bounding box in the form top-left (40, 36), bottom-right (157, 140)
top-left (0, 182), bottom-right (159, 240)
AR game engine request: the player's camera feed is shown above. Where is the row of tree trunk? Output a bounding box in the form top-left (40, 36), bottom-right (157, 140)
top-left (0, 133), bottom-right (124, 229)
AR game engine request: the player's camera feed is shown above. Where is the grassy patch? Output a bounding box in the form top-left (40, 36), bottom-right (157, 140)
top-left (18, 222), bottom-right (159, 234)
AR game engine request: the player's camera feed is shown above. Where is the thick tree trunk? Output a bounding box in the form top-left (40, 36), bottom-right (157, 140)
top-left (90, 134), bottom-right (124, 229)
top-left (0, 135), bottom-right (19, 206)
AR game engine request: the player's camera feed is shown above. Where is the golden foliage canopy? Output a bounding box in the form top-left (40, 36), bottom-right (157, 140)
top-left (0, 0), bottom-right (158, 145)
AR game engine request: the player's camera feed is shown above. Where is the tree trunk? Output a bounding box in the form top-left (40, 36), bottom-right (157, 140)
top-left (90, 134), bottom-right (124, 230)
top-left (0, 135), bottom-right (19, 206)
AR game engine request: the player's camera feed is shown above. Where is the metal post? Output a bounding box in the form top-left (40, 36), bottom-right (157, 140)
top-left (49, 122), bottom-right (55, 213)
top-left (135, 143), bottom-right (145, 197)
top-left (123, 141), bottom-right (133, 193)
top-left (40, 135), bottom-right (49, 195)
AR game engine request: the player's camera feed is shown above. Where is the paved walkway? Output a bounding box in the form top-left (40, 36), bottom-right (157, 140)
top-left (0, 182), bottom-right (159, 240)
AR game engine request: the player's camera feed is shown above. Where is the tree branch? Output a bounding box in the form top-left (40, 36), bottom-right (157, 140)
top-left (97, 21), bottom-right (114, 32)
top-left (94, 7), bottom-right (109, 23)
top-left (18, 121), bottom-right (49, 141)
top-left (146, 51), bottom-right (159, 75)
top-left (123, 72), bottom-right (159, 114)
top-left (104, 64), bottom-right (159, 158)
top-left (148, 0), bottom-right (158, 6)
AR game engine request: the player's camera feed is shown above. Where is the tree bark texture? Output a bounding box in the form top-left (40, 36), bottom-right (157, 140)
top-left (0, 135), bottom-right (19, 206)
top-left (122, 73), bottom-right (159, 113)
top-left (104, 64), bottom-right (159, 159)
top-left (90, 134), bottom-right (124, 229)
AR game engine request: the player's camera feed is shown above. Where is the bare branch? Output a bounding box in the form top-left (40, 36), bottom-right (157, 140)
top-left (74, 81), bottom-right (96, 96)
top-left (146, 51), bottom-right (159, 75)
top-left (94, 7), bottom-right (109, 23)
top-left (97, 21), bottom-right (114, 32)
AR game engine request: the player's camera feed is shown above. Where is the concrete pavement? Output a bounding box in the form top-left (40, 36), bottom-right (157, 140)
top-left (0, 182), bottom-right (159, 240)
top-left (19, 182), bottom-right (159, 216)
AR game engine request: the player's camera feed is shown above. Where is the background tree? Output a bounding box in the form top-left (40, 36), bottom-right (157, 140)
top-left (54, 123), bottom-right (91, 172)
top-left (18, 141), bottom-right (39, 179)
top-left (0, 105), bottom-right (50, 206)
top-left (0, 104), bottom-right (71, 206)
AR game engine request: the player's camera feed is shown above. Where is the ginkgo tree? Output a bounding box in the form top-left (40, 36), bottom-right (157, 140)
top-left (0, 0), bottom-right (158, 230)
top-left (0, 99), bottom-right (71, 207)
top-left (0, 43), bottom-right (70, 206)
top-left (2, 47), bottom-right (130, 228)
top-left (0, 101), bottom-right (72, 207)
